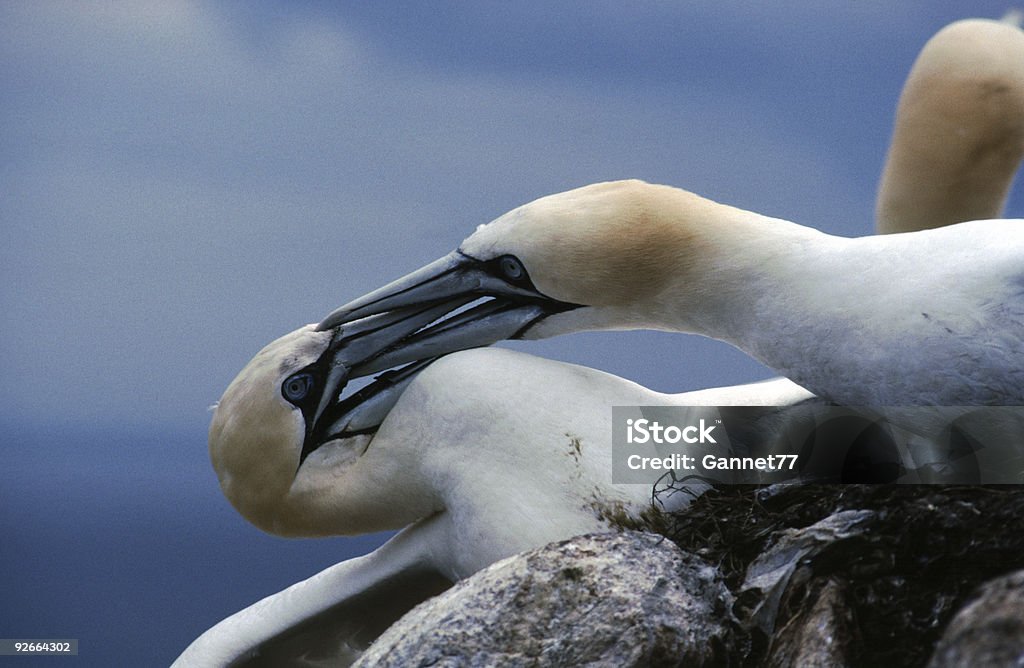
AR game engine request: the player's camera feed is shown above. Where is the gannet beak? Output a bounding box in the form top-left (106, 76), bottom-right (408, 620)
top-left (301, 358), bottom-right (434, 465)
top-left (306, 301), bottom-right (469, 429)
top-left (296, 303), bottom-right (469, 464)
top-left (318, 251), bottom-right (552, 329)
top-left (298, 291), bottom-right (567, 467)
top-left (314, 250), bottom-right (580, 376)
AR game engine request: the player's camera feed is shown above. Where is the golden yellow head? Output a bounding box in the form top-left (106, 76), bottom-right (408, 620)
top-left (208, 325), bottom-right (333, 534)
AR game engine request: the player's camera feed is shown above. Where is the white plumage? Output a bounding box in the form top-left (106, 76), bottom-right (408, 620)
top-left (176, 335), bottom-right (812, 666)
top-left (322, 180), bottom-right (1024, 407)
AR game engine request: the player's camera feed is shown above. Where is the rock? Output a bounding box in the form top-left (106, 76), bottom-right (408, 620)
top-left (354, 531), bottom-right (735, 667)
top-left (764, 578), bottom-right (854, 668)
top-left (927, 569), bottom-right (1024, 668)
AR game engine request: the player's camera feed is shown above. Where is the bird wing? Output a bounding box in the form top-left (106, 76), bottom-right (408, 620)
top-left (173, 516), bottom-right (454, 667)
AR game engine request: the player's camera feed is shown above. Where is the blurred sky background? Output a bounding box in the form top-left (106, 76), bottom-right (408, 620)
top-left (4, 2), bottom-right (1024, 665)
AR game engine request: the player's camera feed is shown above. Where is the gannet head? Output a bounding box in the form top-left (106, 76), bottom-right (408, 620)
top-left (460, 180), bottom-right (700, 324)
top-left (876, 18), bottom-right (1024, 233)
top-left (209, 325), bottom-right (437, 537)
top-left (315, 180), bottom-right (727, 376)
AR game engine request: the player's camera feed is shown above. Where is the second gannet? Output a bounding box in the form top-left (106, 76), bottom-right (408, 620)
top-left (175, 327), bottom-right (818, 666)
top-left (318, 180), bottom-right (1024, 407)
top-left (314, 17), bottom-right (1024, 408)
top-left (876, 18), bottom-right (1024, 234)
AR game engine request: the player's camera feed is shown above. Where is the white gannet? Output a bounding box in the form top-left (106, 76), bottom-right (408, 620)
top-left (312, 17), bottom-right (1024, 409)
top-left (876, 18), bottom-right (1024, 234)
top-left (318, 178), bottom-right (1024, 407)
top-left (174, 327), bottom-right (816, 666)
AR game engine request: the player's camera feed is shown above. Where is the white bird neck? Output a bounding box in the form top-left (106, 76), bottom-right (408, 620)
top-left (645, 210), bottom-right (1024, 405)
top-left (649, 203), bottom-right (836, 339)
top-left (677, 217), bottom-right (862, 397)
top-left (594, 195), bottom-right (973, 405)
top-left (280, 436), bottom-right (445, 537)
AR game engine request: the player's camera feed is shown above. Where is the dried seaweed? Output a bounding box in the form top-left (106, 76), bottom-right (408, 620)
top-left (658, 484), bottom-right (1024, 667)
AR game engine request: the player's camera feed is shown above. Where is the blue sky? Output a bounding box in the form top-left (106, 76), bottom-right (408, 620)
top-left (3, 2), bottom-right (1022, 664)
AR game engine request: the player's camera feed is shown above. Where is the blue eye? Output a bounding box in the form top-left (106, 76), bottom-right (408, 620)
top-left (499, 255), bottom-right (525, 281)
top-left (282, 373), bottom-right (314, 403)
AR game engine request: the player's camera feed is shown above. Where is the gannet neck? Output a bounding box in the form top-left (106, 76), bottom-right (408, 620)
top-left (711, 221), bottom-right (1024, 406)
top-left (513, 182), bottom-right (830, 338)
top-left (876, 18), bottom-right (1024, 234)
top-left (639, 196), bottom-right (832, 340)
top-left (209, 325), bottom-right (441, 537)
top-left (501, 183), bottom-right (1024, 404)
top-left (366, 348), bottom-right (664, 573)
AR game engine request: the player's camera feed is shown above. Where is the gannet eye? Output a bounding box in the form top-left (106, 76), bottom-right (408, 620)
top-left (282, 372), bottom-right (315, 403)
top-left (498, 255), bottom-right (525, 281)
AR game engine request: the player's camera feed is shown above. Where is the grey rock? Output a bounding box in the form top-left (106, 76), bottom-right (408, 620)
top-left (765, 577), bottom-right (853, 668)
top-left (354, 531), bottom-right (735, 667)
top-left (928, 569), bottom-right (1024, 668)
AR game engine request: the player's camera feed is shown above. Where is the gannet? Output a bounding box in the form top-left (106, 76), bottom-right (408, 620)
top-left (317, 19), bottom-right (1024, 406)
top-left (876, 18), bottom-right (1024, 234)
top-left (313, 18), bottom-right (1024, 408)
top-left (317, 179), bottom-right (1024, 407)
top-left (174, 327), bottom-right (816, 666)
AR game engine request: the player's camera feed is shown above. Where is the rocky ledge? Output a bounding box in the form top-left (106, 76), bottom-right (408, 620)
top-left (358, 486), bottom-right (1024, 667)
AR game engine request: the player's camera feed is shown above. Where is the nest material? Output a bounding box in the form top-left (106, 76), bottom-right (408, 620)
top-left (659, 484), bottom-right (1024, 667)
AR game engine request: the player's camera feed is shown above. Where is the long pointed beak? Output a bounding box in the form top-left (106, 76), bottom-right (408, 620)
top-left (314, 250), bottom-right (581, 382)
top-left (316, 251), bottom-right (549, 331)
top-left (300, 357), bottom-right (437, 466)
top-left (308, 299), bottom-right (476, 428)
top-left (298, 251), bottom-right (581, 458)
top-left (322, 358), bottom-right (435, 438)
top-left (348, 300), bottom-right (556, 377)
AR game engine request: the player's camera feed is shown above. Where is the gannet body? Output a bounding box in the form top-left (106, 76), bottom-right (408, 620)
top-left (175, 330), bottom-right (815, 666)
top-left (876, 18), bottom-right (1024, 234)
top-left (319, 180), bottom-right (1024, 407)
